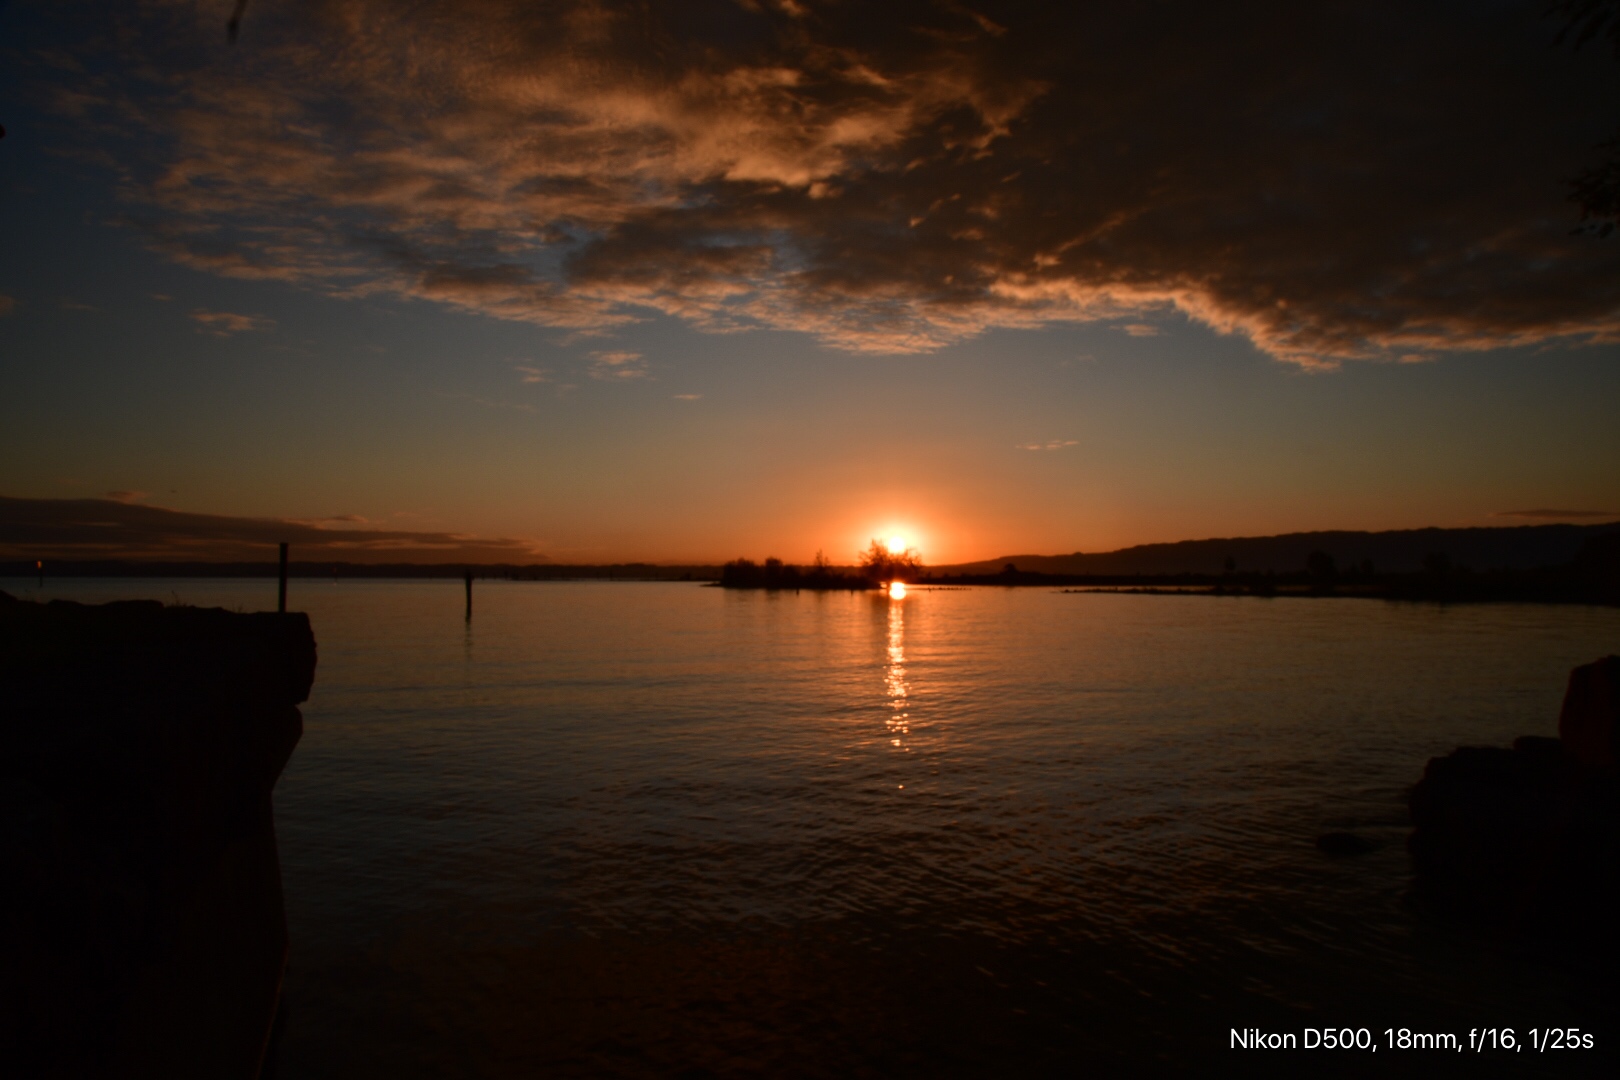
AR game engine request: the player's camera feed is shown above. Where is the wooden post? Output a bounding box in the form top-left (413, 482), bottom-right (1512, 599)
top-left (278, 543), bottom-right (289, 613)
top-left (464, 569), bottom-right (473, 621)
top-left (37, 560), bottom-right (43, 587)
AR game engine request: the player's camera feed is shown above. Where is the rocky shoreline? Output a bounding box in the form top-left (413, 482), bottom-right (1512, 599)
top-left (1, 592), bottom-right (315, 1079)
top-left (1407, 656), bottom-right (1619, 962)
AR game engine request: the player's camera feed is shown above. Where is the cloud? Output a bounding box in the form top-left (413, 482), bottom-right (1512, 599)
top-left (514, 364), bottom-right (551, 383)
top-left (39, 1), bottom-right (1620, 365)
top-left (1119, 323), bottom-right (1160, 338)
top-left (104, 490), bottom-right (148, 503)
top-left (1018, 439), bottom-right (1078, 451)
top-left (1494, 508), bottom-right (1619, 520)
top-left (673, 393), bottom-right (703, 400)
top-left (589, 350), bottom-right (649, 380)
top-left (190, 309), bottom-right (274, 336)
top-left (0, 295), bottom-right (13, 316)
top-left (0, 495), bottom-right (545, 563)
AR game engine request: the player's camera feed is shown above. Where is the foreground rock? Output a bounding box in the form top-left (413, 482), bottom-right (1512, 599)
top-left (1408, 657), bottom-right (1620, 957)
top-left (0, 592), bottom-right (316, 1079)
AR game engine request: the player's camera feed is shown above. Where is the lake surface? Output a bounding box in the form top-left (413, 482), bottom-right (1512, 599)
top-left (9, 578), bottom-right (1619, 1076)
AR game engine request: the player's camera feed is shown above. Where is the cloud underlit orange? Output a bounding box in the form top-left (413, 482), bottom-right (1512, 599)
top-left (45, 0), bottom-right (1620, 366)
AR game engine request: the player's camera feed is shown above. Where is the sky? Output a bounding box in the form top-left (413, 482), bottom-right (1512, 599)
top-left (2, 0), bottom-right (1618, 565)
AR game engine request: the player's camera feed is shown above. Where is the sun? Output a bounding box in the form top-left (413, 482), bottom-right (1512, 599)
top-left (885, 535), bottom-right (908, 553)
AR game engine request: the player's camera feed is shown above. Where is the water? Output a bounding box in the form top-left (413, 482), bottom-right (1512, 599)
top-left (8, 578), bottom-right (1619, 1076)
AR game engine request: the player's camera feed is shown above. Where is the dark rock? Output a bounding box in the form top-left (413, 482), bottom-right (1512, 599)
top-left (0, 591), bottom-right (316, 1079)
top-left (1559, 655), bottom-right (1619, 771)
top-left (1315, 831), bottom-right (1375, 856)
top-left (1408, 701), bottom-right (1620, 958)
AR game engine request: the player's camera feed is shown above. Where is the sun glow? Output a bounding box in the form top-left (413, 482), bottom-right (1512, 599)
top-left (885, 535), bottom-right (908, 553)
top-left (888, 581), bottom-right (908, 599)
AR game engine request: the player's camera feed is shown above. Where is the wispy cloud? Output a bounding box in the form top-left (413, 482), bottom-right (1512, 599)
top-left (589, 350), bottom-right (649, 380)
top-left (434, 389), bottom-right (537, 413)
top-left (43, 1), bottom-right (1620, 365)
top-left (190, 309), bottom-right (274, 336)
top-left (0, 295), bottom-right (14, 316)
top-left (0, 495), bottom-right (545, 563)
top-left (673, 393), bottom-right (703, 400)
top-left (1018, 439), bottom-right (1079, 451)
top-left (1119, 323), bottom-right (1160, 338)
top-left (289, 513), bottom-right (371, 526)
top-left (514, 364), bottom-right (551, 384)
top-left (104, 490), bottom-right (147, 504)
top-left (1494, 508), bottom-right (1618, 520)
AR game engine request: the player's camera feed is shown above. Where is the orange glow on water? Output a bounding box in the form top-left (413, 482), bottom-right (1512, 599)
top-left (888, 581), bottom-right (908, 599)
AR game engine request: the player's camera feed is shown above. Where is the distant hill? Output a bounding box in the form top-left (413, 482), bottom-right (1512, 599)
top-left (938, 523), bottom-right (1620, 577)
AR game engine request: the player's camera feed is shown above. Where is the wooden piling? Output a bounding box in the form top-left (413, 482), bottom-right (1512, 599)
top-left (464, 569), bottom-right (473, 621)
top-left (278, 543), bottom-right (288, 613)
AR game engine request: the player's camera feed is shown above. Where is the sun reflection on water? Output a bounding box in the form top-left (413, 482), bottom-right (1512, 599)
top-left (885, 596), bottom-right (910, 753)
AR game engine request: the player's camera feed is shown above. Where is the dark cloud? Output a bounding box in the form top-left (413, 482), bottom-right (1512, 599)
top-left (0, 496), bottom-right (543, 563)
top-left (1494, 508), bottom-right (1619, 519)
top-left (35, 0), bottom-right (1620, 364)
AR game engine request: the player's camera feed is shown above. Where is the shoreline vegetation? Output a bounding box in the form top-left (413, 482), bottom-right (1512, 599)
top-left (711, 532), bottom-right (1620, 604)
top-left (4, 524), bottom-right (1616, 604)
top-left (719, 540), bottom-right (924, 591)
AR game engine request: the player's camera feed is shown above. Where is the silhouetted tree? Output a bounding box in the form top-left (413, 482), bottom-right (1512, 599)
top-left (860, 539), bottom-right (922, 583)
top-left (1547, 0), bottom-right (1620, 234)
top-left (1549, 0), bottom-right (1620, 54)
top-left (1307, 550), bottom-right (1338, 581)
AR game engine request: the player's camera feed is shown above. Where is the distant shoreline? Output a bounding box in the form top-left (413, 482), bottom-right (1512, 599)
top-left (0, 560), bottom-right (723, 582)
top-left (4, 560), bottom-right (1616, 605)
top-left (4, 520), bottom-right (1615, 604)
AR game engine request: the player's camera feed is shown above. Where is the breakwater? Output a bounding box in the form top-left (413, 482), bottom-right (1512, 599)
top-left (1, 592), bottom-right (315, 1078)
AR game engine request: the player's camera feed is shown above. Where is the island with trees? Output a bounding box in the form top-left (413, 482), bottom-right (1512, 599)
top-left (719, 540), bottom-right (922, 590)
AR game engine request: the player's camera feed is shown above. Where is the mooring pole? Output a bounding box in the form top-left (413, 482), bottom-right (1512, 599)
top-left (37, 560), bottom-right (43, 587)
top-left (464, 568), bottom-right (473, 621)
top-left (278, 542), bottom-right (289, 613)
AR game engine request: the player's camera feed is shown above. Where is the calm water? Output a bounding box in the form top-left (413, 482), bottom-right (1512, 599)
top-left (9, 579), bottom-right (1620, 1076)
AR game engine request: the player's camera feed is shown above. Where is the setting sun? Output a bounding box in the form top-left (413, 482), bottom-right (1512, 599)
top-left (885, 535), bottom-right (908, 553)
